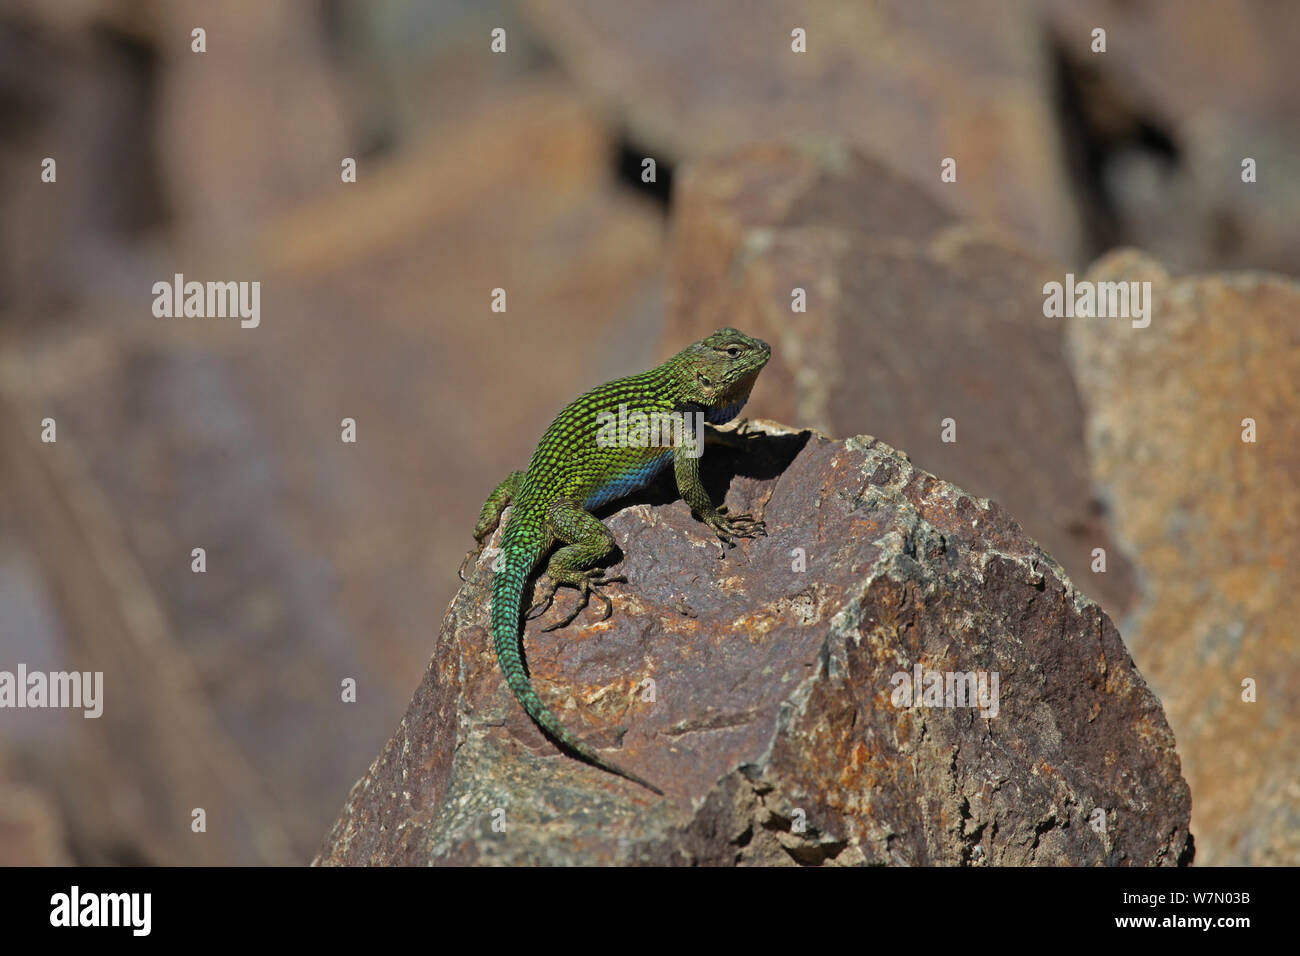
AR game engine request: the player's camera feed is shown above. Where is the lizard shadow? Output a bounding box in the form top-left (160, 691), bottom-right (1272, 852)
top-left (519, 427), bottom-right (811, 640)
top-left (604, 425), bottom-right (812, 516)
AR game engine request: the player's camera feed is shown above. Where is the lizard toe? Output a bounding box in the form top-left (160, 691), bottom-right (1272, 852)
top-left (543, 590), bottom-right (592, 631)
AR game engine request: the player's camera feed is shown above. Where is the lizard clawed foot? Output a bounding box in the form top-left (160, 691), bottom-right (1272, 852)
top-left (705, 506), bottom-right (766, 557)
top-left (458, 545), bottom-right (483, 581)
top-left (535, 571), bottom-right (627, 631)
top-left (526, 577), bottom-right (560, 620)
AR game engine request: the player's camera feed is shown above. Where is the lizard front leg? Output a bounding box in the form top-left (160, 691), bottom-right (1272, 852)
top-left (527, 498), bottom-right (626, 631)
top-left (461, 470), bottom-right (525, 579)
top-left (674, 444), bottom-right (766, 555)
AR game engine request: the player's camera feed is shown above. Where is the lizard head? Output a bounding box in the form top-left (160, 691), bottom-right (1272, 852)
top-left (677, 327), bottom-right (771, 409)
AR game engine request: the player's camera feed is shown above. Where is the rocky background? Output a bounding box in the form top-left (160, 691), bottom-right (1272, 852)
top-left (0, 0), bottom-right (1294, 865)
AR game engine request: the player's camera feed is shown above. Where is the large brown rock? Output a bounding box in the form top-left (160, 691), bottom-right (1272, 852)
top-left (316, 421), bottom-right (1192, 866)
top-left (155, 0), bottom-right (351, 238)
top-left (665, 142), bottom-right (1136, 620)
top-left (1044, 0), bottom-right (1300, 276)
top-left (1067, 251), bottom-right (1300, 865)
top-left (521, 0), bottom-right (1080, 261)
top-left (0, 2), bottom-right (167, 324)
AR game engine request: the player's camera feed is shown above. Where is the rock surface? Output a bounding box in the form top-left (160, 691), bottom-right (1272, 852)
top-left (1067, 251), bottom-right (1300, 865)
top-left (316, 420), bottom-right (1192, 866)
top-left (665, 142), bottom-right (1136, 620)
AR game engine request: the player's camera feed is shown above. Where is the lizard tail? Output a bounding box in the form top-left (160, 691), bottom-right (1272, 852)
top-left (491, 545), bottom-right (664, 796)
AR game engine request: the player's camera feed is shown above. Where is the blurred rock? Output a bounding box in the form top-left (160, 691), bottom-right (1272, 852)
top-left (0, 783), bottom-right (69, 866)
top-left (1067, 250), bottom-right (1300, 865)
top-left (316, 421), bottom-right (1192, 866)
top-left (665, 142), bottom-right (1135, 620)
top-left (0, 2), bottom-right (167, 320)
top-left (521, 0), bottom-right (1080, 261)
top-left (0, 403), bottom-right (301, 865)
top-left (1045, 0), bottom-right (1300, 276)
top-left (0, 80), bottom-right (662, 864)
top-left (156, 1), bottom-right (350, 238)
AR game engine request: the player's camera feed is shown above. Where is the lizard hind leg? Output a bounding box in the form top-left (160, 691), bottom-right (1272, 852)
top-left (528, 498), bottom-right (626, 631)
top-left (461, 470), bottom-right (525, 580)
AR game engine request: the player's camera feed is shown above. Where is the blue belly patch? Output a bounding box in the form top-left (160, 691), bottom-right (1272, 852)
top-left (580, 399), bottom-right (747, 510)
top-left (584, 451), bottom-right (674, 509)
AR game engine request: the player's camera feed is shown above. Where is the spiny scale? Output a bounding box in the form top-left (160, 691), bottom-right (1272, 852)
top-left (467, 328), bottom-right (771, 795)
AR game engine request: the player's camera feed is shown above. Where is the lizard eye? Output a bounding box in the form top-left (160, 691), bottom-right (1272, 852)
top-left (726, 346), bottom-right (742, 358)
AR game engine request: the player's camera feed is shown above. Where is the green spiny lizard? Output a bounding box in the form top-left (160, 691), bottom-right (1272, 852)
top-left (463, 328), bottom-right (771, 795)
